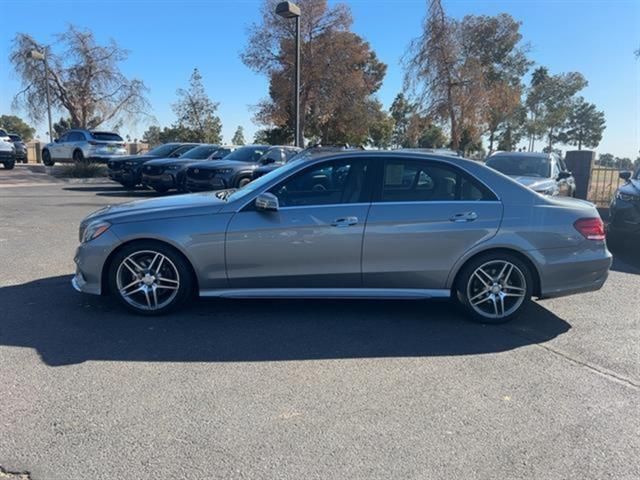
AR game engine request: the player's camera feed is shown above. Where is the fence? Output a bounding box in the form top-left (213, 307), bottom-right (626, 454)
top-left (23, 142), bottom-right (149, 164)
top-left (588, 166), bottom-right (624, 206)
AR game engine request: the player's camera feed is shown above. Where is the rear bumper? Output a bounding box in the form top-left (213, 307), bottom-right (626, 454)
top-left (534, 244), bottom-right (612, 299)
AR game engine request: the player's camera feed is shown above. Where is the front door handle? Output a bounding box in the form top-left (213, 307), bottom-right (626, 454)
top-left (331, 216), bottom-right (358, 227)
top-left (449, 211), bottom-right (478, 223)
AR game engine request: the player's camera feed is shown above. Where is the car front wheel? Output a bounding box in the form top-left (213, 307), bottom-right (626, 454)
top-left (108, 242), bottom-right (194, 315)
top-left (456, 253), bottom-right (533, 324)
top-left (42, 149), bottom-right (54, 166)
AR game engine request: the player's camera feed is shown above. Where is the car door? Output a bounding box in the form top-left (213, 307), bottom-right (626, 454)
top-left (225, 157), bottom-right (372, 288)
top-left (67, 131), bottom-right (86, 160)
top-left (362, 157), bottom-right (503, 290)
top-left (50, 133), bottom-right (68, 160)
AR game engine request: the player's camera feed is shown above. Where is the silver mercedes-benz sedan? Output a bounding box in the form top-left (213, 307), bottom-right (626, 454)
top-left (72, 151), bottom-right (612, 323)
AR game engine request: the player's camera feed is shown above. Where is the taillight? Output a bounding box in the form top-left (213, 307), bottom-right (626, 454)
top-left (574, 218), bottom-right (605, 241)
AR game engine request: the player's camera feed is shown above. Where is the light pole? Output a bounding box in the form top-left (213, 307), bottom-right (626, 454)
top-left (28, 49), bottom-right (53, 144)
top-left (275, 1), bottom-right (302, 148)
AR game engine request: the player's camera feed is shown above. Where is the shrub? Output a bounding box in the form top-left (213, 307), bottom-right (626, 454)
top-left (53, 162), bottom-right (108, 178)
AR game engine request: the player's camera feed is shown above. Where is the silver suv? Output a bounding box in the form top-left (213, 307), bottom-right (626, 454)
top-left (42, 129), bottom-right (127, 166)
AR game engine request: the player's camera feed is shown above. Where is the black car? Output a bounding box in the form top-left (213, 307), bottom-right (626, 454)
top-left (184, 145), bottom-right (274, 191)
top-left (141, 145), bottom-right (235, 193)
top-left (485, 151), bottom-right (575, 196)
top-left (608, 168), bottom-right (640, 245)
top-left (108, 143), bottom-right (198, 189)
top-left (7, 134), bottom-right (27, 163)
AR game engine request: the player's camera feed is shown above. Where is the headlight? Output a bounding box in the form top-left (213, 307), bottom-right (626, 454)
top-left (616, 191), bottom-right (637, 203)
top-left (81, 221), bottom-right (111, 243)
top-left (536, 186), bottom-right (558, 196)
top-left (213, 168), bottom-right (234, 175)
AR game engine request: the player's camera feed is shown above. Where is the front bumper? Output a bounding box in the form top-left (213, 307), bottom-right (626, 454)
top-left (141, 172), bottom-right (176, 190)
top-left (608, 196), bottom-right (640, 237)
top-left (72, 229), bottom-right (120, 295)
top-left (0, 151), bottom-right (16, 162)
top-left (89, 154), bottom-right (126, 164)
top-left (108, 166), bottom-right (142, 185)
top-left (185, 176), bottom-right (228, 192)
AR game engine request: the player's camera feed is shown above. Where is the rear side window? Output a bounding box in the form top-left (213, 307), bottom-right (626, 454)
top-left (380, 159), bottom-right (496, 202)
top-left (69, 131), bottom-right (86, 142)
top-left (91, 132), bottom-right (123, 142)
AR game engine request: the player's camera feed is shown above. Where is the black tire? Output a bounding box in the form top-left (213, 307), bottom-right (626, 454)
top-left (237, 177), bottom-right (252, 188)
top-left (42, 149), bottom-right (54, 166)
top-left (153, 186), bottom-right (170, 194)
top-left (121, 181), bottom-right (136, 190)
top-left (4, 160), bottom-right (15, 170)
top-left (455, 252), bottom-right (534, 324)
top-left (108, 241), bottom-right (194, 316)
top-left (73, 149), bottom-right (86, 163)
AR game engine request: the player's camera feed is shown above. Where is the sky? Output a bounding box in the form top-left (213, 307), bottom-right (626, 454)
top-left (0, 0), bottom-right (638, 158)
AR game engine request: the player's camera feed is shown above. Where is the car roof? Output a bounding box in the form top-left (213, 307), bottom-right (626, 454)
top-left (489, 151), bottom-right (550, 159)
top-left (293, 149), bottom-right (485, 168)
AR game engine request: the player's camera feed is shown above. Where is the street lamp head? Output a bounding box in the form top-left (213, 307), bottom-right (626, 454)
top-left (28, 49), bottom-right (45, 61)
top-left (275, 1), bottom-right (300, 19)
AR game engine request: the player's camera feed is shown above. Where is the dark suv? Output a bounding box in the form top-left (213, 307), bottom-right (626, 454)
top-left (141, 145), bottom-right (235, 193)
top-left (108, 143), bottom-right (197, 189)
top-left (252, 145), bottom-right (355, 181)
top-left (184, 145), bottom-right (274, 191)
top-left (8, 134), bottom-right (27, 163)
top-left (608, 168), bottom-right (640, 245)
top-left (485, 151), bottom-right (575, 196)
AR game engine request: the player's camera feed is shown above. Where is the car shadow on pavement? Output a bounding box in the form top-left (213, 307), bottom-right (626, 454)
top-left (0, 275), bottom-right (572, 367)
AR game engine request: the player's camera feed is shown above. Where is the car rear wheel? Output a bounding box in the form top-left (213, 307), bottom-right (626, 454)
top-left (73, 149), bottom-right (85, 163)
top-left (108, 242), bottom-right (194, 315)
top-left (153, 186), bottom-right (170, 194)
top-left (42, 149), bottom-right (54, 166)
top-left (456, 252), bottom-right (533, 324)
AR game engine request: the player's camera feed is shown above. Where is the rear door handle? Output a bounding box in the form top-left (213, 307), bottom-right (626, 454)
top-left (331, 216), bottom-right (358, 227)
top-left (449, 211), bottom-right (478, 223)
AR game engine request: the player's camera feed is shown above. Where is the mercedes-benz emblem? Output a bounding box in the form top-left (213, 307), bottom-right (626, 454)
top-left (194, 169), bottom-right (199, 174)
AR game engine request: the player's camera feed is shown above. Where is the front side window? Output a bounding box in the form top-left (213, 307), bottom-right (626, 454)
top-left (381, 159), bottom-right (495, 202)
top-left (270, 159), bottom-right (368, 207)
top-left (225, 146), bottom-right (268, 162)
top-left (170, 145), bottom-right (195, 157)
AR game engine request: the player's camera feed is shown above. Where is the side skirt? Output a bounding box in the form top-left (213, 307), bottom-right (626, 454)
top-left (199, 288), bottom-right (452, 300)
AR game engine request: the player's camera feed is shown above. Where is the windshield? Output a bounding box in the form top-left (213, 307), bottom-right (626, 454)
top-left (486, 155), bottom-right (551, 178)
top-left (91, 132), bottom-right (123, 142)
top-left (146, 144), bottom-right (182, 157)
top-left (224, 146), bottom-right (268, 162)
top-left (180, 145), bottom-right (219, 160)
top-left (226, 158), bottom-right (306, 203)
top-left (8, 134), bottom-right (22, 142)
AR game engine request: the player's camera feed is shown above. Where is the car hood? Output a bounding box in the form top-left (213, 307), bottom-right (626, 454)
top-left (143, 157), bottom-right (207, 168)
top-left (82, 192), bottom-right (227, 225)
top-left (619, 179), bottom-right (640, 197)
top-left (508, 175), bottom-right (555, 191)
top-left (109, 154), bottom-right (158, 165)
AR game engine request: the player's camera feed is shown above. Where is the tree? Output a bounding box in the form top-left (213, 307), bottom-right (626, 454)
top-left (0, 115), bottom-right (36, 141)
top-left (367, 100), bottom-right (394, 148)
top-left (142, 126), bottom-right (162, 146)
top-left (232, 126), bottom-right (246, 145)
top-left (242, 0), bottom-right (386, 145)
top-left (418, 124), bottom-right (447, 148)
top-left (172, 68), bottom-right (222, 143)
top-left (559, 97), bottom-right (605, 150)
top-left (598, 153), bottom-right (614, 167)
top-left (254, 127), bottom-right (293, 145)
top-left (52, 117), bottom-right (72, 138)
top-left (10, 26), bottom-right (150, 129)
top-left (389, 93), bottom-right (415, 147)
top-left (525, 67), bottom-right (587, 150)
top-left (404, 2), bottom-right (529, 152)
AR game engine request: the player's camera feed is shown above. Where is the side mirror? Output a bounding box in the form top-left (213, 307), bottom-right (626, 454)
top-left (54, 138), bottom-right (59, 143)
top-left (557, 171), bottom-right (572, 180)
top-left (261, 157), bottom-right (276, 165)
top-left (619, 171), bottom-right (632, 181)
top-left (255, 192), bottom-right (279, 212)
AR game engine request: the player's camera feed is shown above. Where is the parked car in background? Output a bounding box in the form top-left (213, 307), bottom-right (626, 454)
top-left (485, 151), bottom-right (575, 196)
top-left (8, 134), bottom-right (27, 163)
top-left (251, 146), bottom-right (345, 180)
top-left (141, 144), bottom-right (234, 193)
top-left (0, 128), bottom-right (11, 142)
top-left (108, 143), bottom-right (198, 189)
top-left (42, 129), bottom-right (127, 166)
top-left (0, 138), bottom-right (16, 169)
top-left (73, 150), bottom-right (611, 322)
top-left (184, 145), bottom-right (271, 191)
top-left (608, 168), bottom-right (640, 245)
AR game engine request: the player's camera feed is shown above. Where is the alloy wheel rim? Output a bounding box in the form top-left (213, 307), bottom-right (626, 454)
top-left (116, 250), bottom-right (180, 311)
top-left (466, 260), bottom-right (526, 319)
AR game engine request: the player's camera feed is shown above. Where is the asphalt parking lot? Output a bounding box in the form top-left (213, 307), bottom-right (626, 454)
top-left (0, 167), bottom-right (638, 480)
